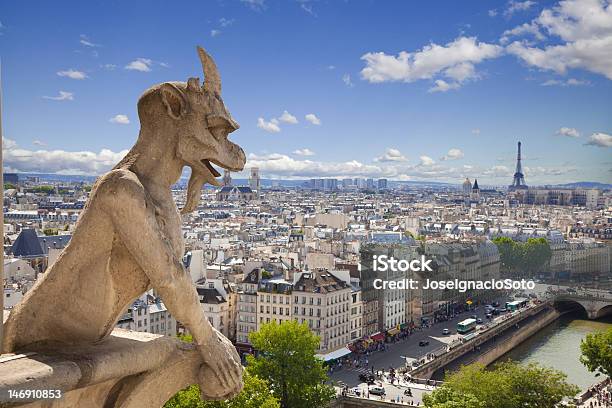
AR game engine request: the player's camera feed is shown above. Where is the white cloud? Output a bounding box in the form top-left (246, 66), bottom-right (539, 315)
top-left (79, 34), bottom-right (100, 47)
top-left (585, 132), bottom-right (612, 147)
top-left (556, 127), bottom-right (580, 137)
top-left (489, 9), bottom-right (498, 17)
top-left (57, 69), bottom-right (88, 80)
top-left (361, 36), bottom-right (503, 91)
top-left (32, 140), bottom-right (46, 146)
top-left (505, 1), bottom-right (537, 17)
top-left (441, 148), bottom-right (464, 161)
top-left (109, 114), bottom-right (130, 125)
top-left (305, 113), bottom-right (321, 125)
top-left (506, 0), bottom-right (612, 80)
top-left (293, 148), bottom-right (315, 156)
top-left (541, 78), bottom-right (590, 86)
top-left (300, 3), bottom-right (315, 15)
top-left (419, 155), bottom-right (435, 166)
top-left (101, 64), bottom-right (117, 70)
top-left (428, 79), bottom-right (461, 93)
top-left (219, 18), bottom-right (235, 27)
top-left (501, 22), bottom-right (545, 44)
top-left (3, 138), bottom-right (128, 175)
top-left (484, 165), bottom-right (512, 177)
top-left (125, 58), bottom-right (153, 72)
top-left (342, 73), bottom-right (354, 87)
top-left (43, 91), bottom-right (74, 101)
top-left (472, 128), bottom-right (481, 135)
top-left (327, 65), bottom-right (336, 70)
top-left (241, 0), bottom-right (266, 10)
top-left (246, 153), bottom-right (385, 178)
top-left (374, 148), bottom-right (408, 162)
top-left (257, 117), bottom-right (281, 133)
top-left (211, 29), bottom-right (222, 37)
top-left (278, 110), bottom-right (298, 124)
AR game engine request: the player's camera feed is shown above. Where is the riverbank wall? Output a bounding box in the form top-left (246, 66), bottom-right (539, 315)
top-left (469, 307), bottom-right (561, 367)
top-left (411, 302), bottom-right (557, 379)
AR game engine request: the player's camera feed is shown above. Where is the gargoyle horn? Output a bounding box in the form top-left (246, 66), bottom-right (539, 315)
top-left (197, 45), bottom-right (221, 95)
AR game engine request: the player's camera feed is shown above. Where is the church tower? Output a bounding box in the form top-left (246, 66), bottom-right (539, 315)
top-left (471, 179), bottom-right (480, 201)
top-left (222, 169), bottom-right (232, 187)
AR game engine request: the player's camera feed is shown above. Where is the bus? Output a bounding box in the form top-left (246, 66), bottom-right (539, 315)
top-left (505, 299), bottom-right (528, 312)
top-left (457, 318), bottom-right (477, 334)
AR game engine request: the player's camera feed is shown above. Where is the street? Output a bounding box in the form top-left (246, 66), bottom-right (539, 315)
top-left (329, 297), bottom-right (513, 403)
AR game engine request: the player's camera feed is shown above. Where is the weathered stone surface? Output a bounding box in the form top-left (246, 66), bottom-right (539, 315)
top-left (0, 45), bottom-right (245, 406)
top-left (0, 329), bottom-right (203, 407)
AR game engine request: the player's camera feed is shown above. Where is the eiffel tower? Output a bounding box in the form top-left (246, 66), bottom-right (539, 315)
top-left (509, 141), bottom-right (528, 191)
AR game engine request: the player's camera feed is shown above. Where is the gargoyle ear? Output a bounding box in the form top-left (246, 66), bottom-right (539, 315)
top-left (160, 83), bottom-right (188, 120)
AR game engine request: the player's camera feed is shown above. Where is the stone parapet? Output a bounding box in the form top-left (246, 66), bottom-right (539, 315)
top-left (0, 329), bottom-right (201, 408)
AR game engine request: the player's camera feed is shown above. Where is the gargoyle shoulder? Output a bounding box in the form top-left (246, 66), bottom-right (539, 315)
top-left (95, 169), bottom-right (148, 209)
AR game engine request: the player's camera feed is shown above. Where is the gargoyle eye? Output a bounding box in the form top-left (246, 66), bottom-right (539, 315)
top-left (206, 115), bottom-right (231, 129)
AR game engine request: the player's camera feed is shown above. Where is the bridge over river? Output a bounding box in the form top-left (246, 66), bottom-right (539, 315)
top-left (548, 286), bottom-right (612, 319)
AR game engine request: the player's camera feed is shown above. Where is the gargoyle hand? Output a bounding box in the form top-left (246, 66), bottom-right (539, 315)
top-left (197, 327), bottom-right (243, 400)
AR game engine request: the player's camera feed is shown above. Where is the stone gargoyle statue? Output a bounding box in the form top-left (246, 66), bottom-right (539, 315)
top-left (2, 46), bottom-right (245, 401)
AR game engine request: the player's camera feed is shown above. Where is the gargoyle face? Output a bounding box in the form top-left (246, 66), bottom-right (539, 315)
top-left (156, 46), bottom-right (246, 213)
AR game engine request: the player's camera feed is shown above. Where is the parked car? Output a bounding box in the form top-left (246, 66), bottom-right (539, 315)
top-left (369, 386), bottom-right (386, 396)
top-left (476, 318), bottom-right (483, 324)
top-left (419, 340), bottom-right (430, 347)
top-left (492, 301), bottom-right (500, 307)
top-left (485, 313), bottom-right (492, 319)
top-left (471, 314), bottom-right (478, 319)
top-left (442, 328), bottom-right (451, 335)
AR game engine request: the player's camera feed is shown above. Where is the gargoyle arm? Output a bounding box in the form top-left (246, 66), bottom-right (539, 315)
top-left (99, 170), bottom-right (214, 347)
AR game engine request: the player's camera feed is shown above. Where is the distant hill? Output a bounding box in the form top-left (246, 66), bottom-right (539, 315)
top-left (546, 182), bottom-right (612, 189)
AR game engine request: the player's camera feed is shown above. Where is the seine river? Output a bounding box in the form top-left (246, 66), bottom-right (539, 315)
top-left (501, 311), bottom-right (612, 390)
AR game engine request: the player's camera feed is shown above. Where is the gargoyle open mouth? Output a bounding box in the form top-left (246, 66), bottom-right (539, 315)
top-left (201, 159), bottom-right (221, 177)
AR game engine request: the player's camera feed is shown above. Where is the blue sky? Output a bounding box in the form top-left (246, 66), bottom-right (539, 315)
top-left (1, 0), bottom-right (611, 185)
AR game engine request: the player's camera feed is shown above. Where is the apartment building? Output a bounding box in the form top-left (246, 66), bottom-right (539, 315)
top-left (349, 287), bottom-right (364, 341)
top-left (197, 279), bottom-right (237, 341)
top-left (256, 277), bottom-right (294, 329)
top-left (125, 295), bottom-right (177, 337)
top-left (293, 270), bottom-right (352, 353)
top-left (236, 268), bottom-right (260, 348)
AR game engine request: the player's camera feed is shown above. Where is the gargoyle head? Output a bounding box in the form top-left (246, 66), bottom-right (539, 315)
top-left (136, 46), bottom-right (246, 214)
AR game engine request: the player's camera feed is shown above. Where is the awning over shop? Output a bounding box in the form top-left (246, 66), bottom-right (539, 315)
top-left (316, 346), bottom-right (352, 362)
top-left (400, 323), bottom-right (408, 330)
top-left (370, 332), bottom-right (385, 342)
top-left (387, 328), bottom-right (400, 336)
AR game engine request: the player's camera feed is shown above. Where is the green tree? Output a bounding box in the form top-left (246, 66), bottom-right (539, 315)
top-left (43, 228), bottom-right (58, 236)
top-left (580, 327), bottom-right (612, 378)
top-left (493, 237), bottom-right (551, 278)
top-left (164, 371), bottom-right (279, 408)
top-left (32, 185), bottom-right (55, 195)
top-left (522, 238), bottom-right (552, 275)
top-left (4, 183), bottom-right (16, 190)
top-left (247, 320), bottom-right (335, 408)
top-left (423, 388), bottom-right (484, 408)
top-left (424, 361), bottom-right (579, 408)
top-left (492, 236), bottom-right (522, 273)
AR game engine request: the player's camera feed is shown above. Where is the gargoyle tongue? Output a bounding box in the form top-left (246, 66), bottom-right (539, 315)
top-left (180, 168), bottom-right (220, 215)
top-left (202, 159), bottom-right (221, 177)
